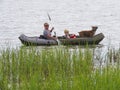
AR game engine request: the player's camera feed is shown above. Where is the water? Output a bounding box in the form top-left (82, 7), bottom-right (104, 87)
top-left (0, 0), bottom-right (120, 48)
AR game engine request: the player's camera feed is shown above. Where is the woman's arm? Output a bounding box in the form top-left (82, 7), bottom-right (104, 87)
top-left (50, 27), bottom-right (54, 32)
top-left (47, 34), bottom-right (57, 40)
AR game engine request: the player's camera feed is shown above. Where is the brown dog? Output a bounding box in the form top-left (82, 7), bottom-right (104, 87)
top-left (78, 26), bottom-right (98, 37)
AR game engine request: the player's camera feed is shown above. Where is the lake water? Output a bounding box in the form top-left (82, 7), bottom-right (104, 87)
top-left (0, 0), bottom-right (120, 48)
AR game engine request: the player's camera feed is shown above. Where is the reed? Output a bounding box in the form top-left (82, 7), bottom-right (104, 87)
top-left (0, 47), bottom-right (120, 90)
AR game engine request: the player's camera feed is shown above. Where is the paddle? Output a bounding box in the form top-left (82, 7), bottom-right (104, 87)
top-left (47, 13), bottom-right (51, 21)
top-left (47, 13), bottom-right (61, 45)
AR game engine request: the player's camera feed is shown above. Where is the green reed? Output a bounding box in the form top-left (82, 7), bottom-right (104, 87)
top-left (0, 47), bottom-right (120, 90)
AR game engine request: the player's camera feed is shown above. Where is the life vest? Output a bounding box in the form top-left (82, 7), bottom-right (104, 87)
top-left (69, 34), bottom-right (76, 38)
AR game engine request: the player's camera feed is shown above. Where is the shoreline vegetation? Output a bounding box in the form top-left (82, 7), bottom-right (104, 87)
top-left (0, 46), bottom-right (120, 90)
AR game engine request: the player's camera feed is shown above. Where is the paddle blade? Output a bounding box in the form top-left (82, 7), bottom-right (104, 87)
top-left (47, 13), bottom-right (51, 21)
top-left (56, 39), bottom-right (61, 45)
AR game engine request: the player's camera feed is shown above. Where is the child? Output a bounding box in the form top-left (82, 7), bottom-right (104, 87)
top-left (64, 29), bottom-right (76, 39)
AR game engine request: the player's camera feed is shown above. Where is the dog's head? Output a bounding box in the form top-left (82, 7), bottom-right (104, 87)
top-left (92, 26), bottom-right (98, 32)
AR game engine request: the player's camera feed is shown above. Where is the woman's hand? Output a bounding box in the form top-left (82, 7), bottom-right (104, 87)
top-left (51, 27), bottom-right (54, 31)
top-left (50, 27), bottom-right (54, 32)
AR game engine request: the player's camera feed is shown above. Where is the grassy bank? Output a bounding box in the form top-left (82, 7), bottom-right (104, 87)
top-left (0, 47), bottom-right (120, 90)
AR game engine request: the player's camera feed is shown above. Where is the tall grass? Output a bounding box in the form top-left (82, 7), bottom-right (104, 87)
top-left (0, 47), bottom-right (120, 90)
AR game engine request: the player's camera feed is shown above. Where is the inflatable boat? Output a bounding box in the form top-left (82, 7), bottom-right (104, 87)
top-left (19, 34), bottom-right (58, 46)
top-left (19, 33), bottom-right (104, 46)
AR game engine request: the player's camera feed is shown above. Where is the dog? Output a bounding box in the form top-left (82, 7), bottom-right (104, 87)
top-left (78, 26), bottom-right (98, 37)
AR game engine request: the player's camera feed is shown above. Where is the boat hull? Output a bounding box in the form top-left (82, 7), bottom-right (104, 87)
top-left (19, 33), bottom-right (104, 46)
top-left (58, 33), bottom-right (104, 45)
top-left (19, 34), bottom-right (58, 46)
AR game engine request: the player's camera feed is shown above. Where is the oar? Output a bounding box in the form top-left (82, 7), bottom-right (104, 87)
top-left (54, 31), bottom-right (61, 45)
top-left (47, 13), bottom-right (51, 21)
top-left (47, 13), bottom-right (54, 33)
top-left (47, 13), bottom-right (61, 45)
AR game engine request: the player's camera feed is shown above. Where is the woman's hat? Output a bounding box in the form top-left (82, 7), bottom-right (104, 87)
top-left (44, 23), bottom-right (49, 26)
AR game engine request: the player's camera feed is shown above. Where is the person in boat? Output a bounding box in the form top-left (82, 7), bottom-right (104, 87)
top-left (64, 29), bottom-right (76, 39)
top-left (43, 23), bottom-right (57, 40)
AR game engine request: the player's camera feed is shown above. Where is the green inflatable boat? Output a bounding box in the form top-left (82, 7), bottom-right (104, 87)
top-left (19, 33), bottom-right (104, 46)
